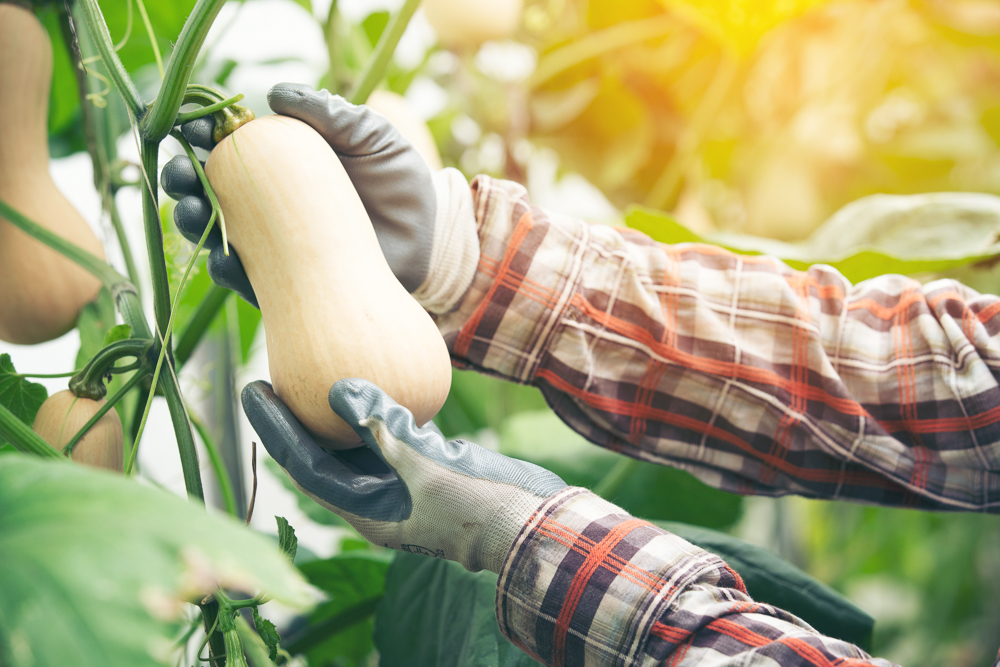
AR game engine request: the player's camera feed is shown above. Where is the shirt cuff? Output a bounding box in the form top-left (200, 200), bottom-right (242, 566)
top-left (495, 487), bottom-right (731, 666)
top-left (411, 167), bottom-right (480, 314)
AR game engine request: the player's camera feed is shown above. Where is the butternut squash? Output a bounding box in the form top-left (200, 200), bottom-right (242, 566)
top-left (423, 0), bottom-right (523, 48)
top-left (205, 115), bottom-right (452, 448)
top-left (365, 90), bottom-right (443, 171)
top-left (33, 390), bottom-right (124, 471)
top-left (0, 3), bottom-right (105, 345)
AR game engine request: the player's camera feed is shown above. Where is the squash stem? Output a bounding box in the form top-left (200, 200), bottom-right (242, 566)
top-left (347, 0), bottom-right (422, 105)
top-left (175, 94), bottom-right (245, 125)
top-left (69, 338), bottom-right (154, 400)
top-left (62, 369), bottom-right (149, 458)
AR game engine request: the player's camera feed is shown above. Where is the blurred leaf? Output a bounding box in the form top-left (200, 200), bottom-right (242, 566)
top-left (0, 454), bottom-right (310, 667)
top-left (362, 10), bottom-right (390, 47)
top-left (0, 355), bottom-right (48, 448)
top-left (286, 0), bottom-right (312, 16)
top-left (75, 288), bottom-right (117, 369)
top-left (587, 0), bottom-right (663, 29)
top-left (375, 552), bottom-right (540, 667)
top-left (499, 410), bottom-right (742, 529)
top-left (39, 8), bottom-right (79, 135)
top-left (263, 457), bottom-right (348, 528)
top-left (656, 0), bottom-right (827, 56)
top-left (237, 297), bottom-right (262, 364)
top-left (658, 521), bottom-right (874, 650)
top-left (252, 608), bottom-right (280, 662)
top-left (103, 324), bottom-right (132, 346)
top-left (628, 191), bottom-right (1000, 283)
top-left (276, 516), bottom-right (297, 562)
top-left (289, 553), bottom-right (392, 666)
top-left (101, 0), bottom-right (199, 80)
top-left (435, 369), bottom-right (548, 438)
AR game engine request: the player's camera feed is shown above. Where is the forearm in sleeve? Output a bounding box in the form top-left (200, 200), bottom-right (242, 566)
top-left (497, 489), bottom-right (897, 667)
top-left (421, 172), bottom-right (1000, 512)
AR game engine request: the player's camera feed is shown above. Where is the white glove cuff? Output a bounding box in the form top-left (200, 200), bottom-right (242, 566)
top-left (411, 168), bottom-right (480, 314)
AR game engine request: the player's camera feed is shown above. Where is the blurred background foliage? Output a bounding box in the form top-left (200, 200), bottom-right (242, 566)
top-left (32, 0), bottom-right (1000, 663)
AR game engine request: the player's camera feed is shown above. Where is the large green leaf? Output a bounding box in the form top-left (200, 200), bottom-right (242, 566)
top-left (286, 553), bottom-right (391, 666)
top-left (435, 369), bottom-right (549, 438)
top-left (499, 410), bottom-right (742, 529)
top-left (657, 521), bottom-right (874, 650)
top-left (0, 355), bottom-right (48, 448)
top-left (376, 525), bottom-right (872, 667)
top-left (0, 455), bottom-right (310, 667)
top-left (627, 191), bottom-right (1000, 283)
top-left (374, 553), bottom-right (541, 667)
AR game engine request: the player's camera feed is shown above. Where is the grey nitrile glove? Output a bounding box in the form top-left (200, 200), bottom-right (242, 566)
top-left (160, 82), bottom-right (438, 307)
top-left (243, 378), bottom-right (567, 574)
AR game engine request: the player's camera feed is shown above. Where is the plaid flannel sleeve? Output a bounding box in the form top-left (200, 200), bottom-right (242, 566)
top-left (431, 175), bottom-right (1000, 512)
top-left (497, 487), bottom-right (898, 667)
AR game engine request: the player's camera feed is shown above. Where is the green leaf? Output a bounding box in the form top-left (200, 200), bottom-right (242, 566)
top-left (103, 324), bottom-right (132, 346)
top-left (499, 410), bottom-right (742, 529)
top-left (435, 369), bottom-right (548, 438)
top-left (0, 355), bottom-right (48, 448)
top-left (287, 553), bottom-right (392, 666)
top-left (0, 454), bottom-right (310, 667)
top-left (39, 7), bottom-right (80, 135)
top-left (275, 516), bottom-right (297, 562)
top-left (627, 191), bottom-right (1000, 283)
top-left (75, 288), bottom-right (117, 369)
top-left (263, 457), bottom-right (348, 528)
top-left (375, 553), bottom-right (540, 667)
top-left (252, 609), bottom-right (280, 662)
top-left (656, 521), bottom-right (874, 650)
top-left (237, 298), bottom-right (262, 364)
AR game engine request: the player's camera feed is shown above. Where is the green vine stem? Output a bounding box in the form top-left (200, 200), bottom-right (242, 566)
top-left (347, 0), bottom-right (422, 105)
top-left (63, 369), bottom-right (150, 457)
top-left (69, 339), bottom-right (154, 400)
top-left (191, 412), bottom-right (239, 518)
top-left (59, 5), bottom-right (143, 293)
top-left (0, 403), bottom-right (64, 460)
top-left (139, 0), bottom-right (229, 142)
top-left (75, 0), bottom-right (145, 118)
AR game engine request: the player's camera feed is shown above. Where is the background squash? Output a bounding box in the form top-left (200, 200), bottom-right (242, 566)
top-left (33, 389), bottom-right (124, 471)
top-left (0, 3), bottom-right (106, 345)
top-left (206, 115), bottom-right (452, 448)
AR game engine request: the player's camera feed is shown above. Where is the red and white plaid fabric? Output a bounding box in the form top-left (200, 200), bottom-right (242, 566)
top-left (428, 174), bottom-right (1000, 665)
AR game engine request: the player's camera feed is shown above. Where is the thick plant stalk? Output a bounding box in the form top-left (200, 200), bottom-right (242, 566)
top-left (139, 0), bottom-right (229, 142)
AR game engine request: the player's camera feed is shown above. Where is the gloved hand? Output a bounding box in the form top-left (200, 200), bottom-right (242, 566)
top-left (243, 378), bottom-right (567, 573)
top-left (160, 82), bottom-right (438, 306)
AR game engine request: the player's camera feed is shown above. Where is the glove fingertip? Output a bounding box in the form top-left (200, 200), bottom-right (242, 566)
top-left (182, 117), bottom-right (216, 151)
